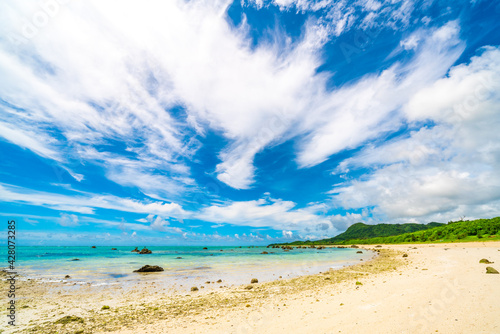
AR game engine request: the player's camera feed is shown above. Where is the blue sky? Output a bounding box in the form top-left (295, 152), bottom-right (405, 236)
top-left (1, 0), bottom-right (499, 246)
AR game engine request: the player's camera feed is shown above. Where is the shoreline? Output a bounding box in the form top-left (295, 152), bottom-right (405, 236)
top-left (2, 242), bottom-right (499, 333)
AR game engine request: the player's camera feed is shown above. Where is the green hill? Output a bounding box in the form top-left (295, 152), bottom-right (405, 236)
top-left (338, 216), bottom-right (500, 244)
top-left (322, 221), bottom-right (443, 243)
top-left (271, 217), bottom-right (500, 246)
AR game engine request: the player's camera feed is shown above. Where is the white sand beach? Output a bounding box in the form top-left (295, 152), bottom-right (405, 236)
top-left (3, 242), bottom-right (499, 333)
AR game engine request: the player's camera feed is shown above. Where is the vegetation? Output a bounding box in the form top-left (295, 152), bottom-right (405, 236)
top-left (272, 217), bottom-right (500, 246)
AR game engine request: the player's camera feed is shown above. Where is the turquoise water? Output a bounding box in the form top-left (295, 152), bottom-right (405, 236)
top-left (11, 246), bottom-right (373, 291)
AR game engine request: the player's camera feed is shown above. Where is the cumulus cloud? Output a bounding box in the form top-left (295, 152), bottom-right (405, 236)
top-left (195, 196), bottom-right (338, 235)
top-left (331, 46), bottom-right (500, 223)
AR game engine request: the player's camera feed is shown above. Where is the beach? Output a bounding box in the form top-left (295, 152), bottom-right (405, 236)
top-left (2, 242), bottom-right (499, 333)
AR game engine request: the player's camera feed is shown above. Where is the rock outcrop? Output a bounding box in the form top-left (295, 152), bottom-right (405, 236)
top-left (133, 265), bottom-right (164, 272)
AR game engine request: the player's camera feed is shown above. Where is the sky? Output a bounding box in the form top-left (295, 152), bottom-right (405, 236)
top-left (0, 0), bottom-right (499, 246)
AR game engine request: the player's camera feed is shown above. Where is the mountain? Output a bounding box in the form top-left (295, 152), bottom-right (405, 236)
top-left (325, 222), bottom-right (443, 243)
top-left (272, 217), bottom-right (500, 246)
top-left (319, 222), bottom-right (443, 244)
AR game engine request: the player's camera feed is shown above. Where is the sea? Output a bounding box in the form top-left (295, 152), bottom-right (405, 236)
top-left (9, 246), bottom-right (374, 292)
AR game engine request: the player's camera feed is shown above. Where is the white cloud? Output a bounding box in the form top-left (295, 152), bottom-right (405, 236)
top-left (58, 213), bottom-right (79, 227)
top-left (196, 196), bottom-right (337, 234)
top-left (0, 183), bottom-right (187, 217)
top-left (296, 21), bottom-right (464, 167)
top-left (0, 0), bottom-right (467, 194)
top-left (330, 46), bottom-right (500, 223)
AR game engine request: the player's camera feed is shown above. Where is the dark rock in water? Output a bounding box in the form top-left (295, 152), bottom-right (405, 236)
top-left (191, 286), bottom-right (199, 291)
top-left (139, 247), bottom-right (152, 254)
top-left (350, 245), bottom-right (359, 249)
top-left (356, 251), bottom-right (363, 254)
top-left (402, 253), bottom-right (408, 258)
top-left (71, 258), bottom-right (80, 261)
top-left (486, 267), bottom-right (499, 274)
top-left (261, 251), bottom-right (268, 254)
top-left (479, 258), bottom-right (493, 264)
top-left (133, 265), bottom-right (164, 273)
top-left (91, 246), bottom-right (96, 248)
top-left (64, 275), bottom-right (70, 279)
top-left (209, 254), bottom-right (214, 256)
top-left (203, 247), bottom-right (208, 250)
top-left (111, 248), bottom-right (117, 250)
top-left (131, 247), bottom-right (139, 253)
top-left (176, 257), bottom-right (182, 259)
top-left (217, 279), bottom-right (222, 283)
top-left (251, 278), bottom-right (258, 283)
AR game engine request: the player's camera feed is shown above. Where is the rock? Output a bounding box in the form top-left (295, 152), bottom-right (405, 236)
top-left (203, 247), bottom-right (208, 250)
top-left (131, 247), bottom-right (139, 253)
top-left (261, 251), bottom-right (268, 254)
top-left (244, 285), bottom-right (254, 290)
top-left (251, 278), bottom-right (258, 283)
top-left (133, 265), bottom-right (164, 273)
top-left (356, 281), bottom-right (363, 285)
top-left (205, 281), bottom-right (211, 284)
top-left (54, 316), bottom-right (84, 324)
top-left (91, 246), bottom-right (96, 248)
top-left (101, 305), bottom-right (110, 310)
top-left (402, 253), bottom-right (408, 258)
top-left (139, 247), bottom-right (152, 254)
top-left (350, 245), bottom-right (359, 249)
top-left (111, 248), bottom-right (117, 250)
top-left (486, 267), bottom-right (499, 274)
top-left (217, 279), bottom-right (222, 283)
top-left (191, 286), bottom-right (199, 291)
top-left (71, 258), bottom-right (80, 261)
top-left (279, 276), bottom-right (282, 278)
top-left (356, 251), bottom-right (363, 254)
top-left (64, 275), bottom-right (70, 279)
top-left (176, 257), bottom-right (182, 259)
top-left (479, 258), bottom-right (493, 264)
top-left (375, 245), bottom-right (382, 248)
top-left (324, 277), bottom-right (331, 280)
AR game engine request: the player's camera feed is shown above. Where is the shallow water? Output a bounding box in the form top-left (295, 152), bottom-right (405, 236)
top-left (11, 246), bottom-right (374, 291)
